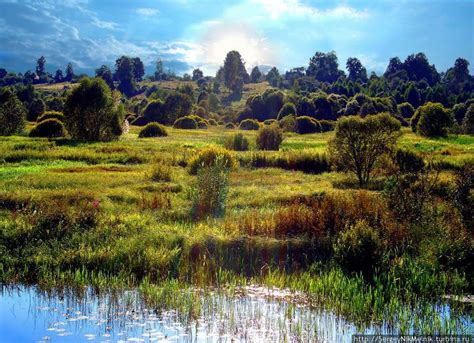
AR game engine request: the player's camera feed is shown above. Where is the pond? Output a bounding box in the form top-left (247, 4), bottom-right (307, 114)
top-left (0, 285), bottom-right (472, 342)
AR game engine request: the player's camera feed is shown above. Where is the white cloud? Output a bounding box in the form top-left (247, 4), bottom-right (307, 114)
top-left (136, 8), bottom-right (160, 17)
top-left (91, 17), bottom-right (119, 30)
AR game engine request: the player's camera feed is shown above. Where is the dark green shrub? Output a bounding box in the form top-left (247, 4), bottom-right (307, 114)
top-left (256, 124), bottom-right (283, 151)
top-left (28, 98), bottom-right (45, 121)
top-left (333, 219), bottom-right (382, 273)
top-left (263, 119), bottom-right (277, 126)
top-left (415, 102), bottom-right (454, 137)
top-left (279, 115), bottom-right (297, 132)
top-left (462, 104), bottom-right (474, 134)
top-left (224, 133), bottom-right (249, 151)
top-left (37, 111), bottom-right (64, 123)
top-left (64, 77), bottom-right (124, 141)
top-left (131, 116), bottom-right (150, 126)
top-left (188, 146), bottom-right (237, 175)
top-left (319, 120), bottom-right (336, 132)
top-left (29, 119), bottom-right (66, 138)
top-left (239, 119), bottom-right (260, 130)
top-left (138, 122), bottom-right (168, 138)
top-left (224, 122), bottom-right (236, 129)
top-left (277, 102), bottom-right (297, 120)
top-left (296, 116), bottom-right (321, 134)
top-left (143, 99), bottom-right (165, 123)
top-left (174, 116), bottom-right (198, 129)
top-left (147, 162), bottom-right (172, 182)
top-left (398, 102), bottom-right (415, 119)
top-left (394, 149), bottom-right (425, 174)
top-left (0, 88), bottom-right (26, 136)
top-left (207, 118), bottom-right (218, 126)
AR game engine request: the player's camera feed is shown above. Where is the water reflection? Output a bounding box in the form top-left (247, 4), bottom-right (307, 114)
top-left (0, 285), bottom-right (471, 342)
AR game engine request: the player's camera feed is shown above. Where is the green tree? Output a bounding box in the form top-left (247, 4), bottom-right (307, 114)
top-left (28, 98), bottom-right (45, 121)
top-left (65, 63), bottom-right (74, 82)
top-left (115, 56), bottom-right (136, 97)
top-left (404, 83), bottom-right (421, 108)
top-left (95, 65), bottom-right (114, 89)
top-left (329, 113), bottom-right (401, 187)
top-left (346, 57), bottom-right (368, 83)
top-left (54, 69), bottom-right (63, 83)
top-left (0, 88), bottom-right (26, 135)
top-left (192, 68), bottom-right (203, 81)
top-left (64, 77), bottom-right (124, 141)
top-left (462, 104), bottom-right (474, 134)
top-left (250, 66), bottom-right (262, 83)
top-left (266, 67), bottom-right (281, 87)
top-left (415, 102), bottom-right (454, 137)
top-left (307, 51), bottom-right (343, 83)
top-left (132, 57), bottom-right (145, 82)
top-left (222, 50), bottom-right (247, 94)
top-left (36, 56), bottom-right (46, 77)
top-left (155, 59), bottom-right (164, 81)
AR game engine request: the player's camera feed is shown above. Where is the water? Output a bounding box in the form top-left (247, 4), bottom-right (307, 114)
top-left (0, 285), bottom-right (471, 342)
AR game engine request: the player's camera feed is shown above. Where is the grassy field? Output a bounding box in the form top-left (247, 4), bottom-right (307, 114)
top-left (0, 125), bottom-right (473, 331)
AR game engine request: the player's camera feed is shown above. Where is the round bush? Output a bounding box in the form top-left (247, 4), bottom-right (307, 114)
top-left (29, 119), bottom-right (66, 138)
top-left (415, 102), bottom-right (454, 137)
top-left (174, 116), bottom-right (198, 129)
top-left (462, 104), bottom-right (474, 135)
top-left (143, 99), bottom-right (165, 123)
top-left (319, 120), bottom-right (336, 132)
top-left (138, 122), bottom-right (168, 138)
top-left (277, 102), bottom-right (297, 120)
top-left (188, 146), bottom-right (237, 175)
top-left (224, 133), bottom-right (249, 151)
top-left (296, 116), bottom-right (321, 134)
top-left (207, 118), bottom-right (218, 126)
top-left (239, 119), bottom-right (260, 130)
top-left (28, 98), bottom-right (45, 121)
top-left (0, 88), bottom-right (26, 136)
top-left (37, 111), bottom-right (64, 123)
top-left (397, 102), bottom-right (415, 119)
top-left (333, 220), bottom-right (382, 273)
top-left (256, 124), bottom-right (284, 151)
top-left (225, 122), bottom-right (236, 129)
top-left (279, 115), bottom-right (297, 132)
top-left (131, 116), bottom-right (150, 126)
top-left (263, 119), bottom-right (277, 126)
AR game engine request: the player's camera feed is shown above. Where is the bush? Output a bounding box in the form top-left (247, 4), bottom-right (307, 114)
top-left (64, 77), bottom-right (124, 141)
top-left (29, 119), bottom-right (66, 138)
top-left (296, 116), bottom-right (321, 134)
top-left (138, 122), bottom-right (168, 138)
top-left (263, 119), bottom-right (277, 126)
top-left (188, 146), bottom-right (237, 175)
top-left (191, 155), bottom-right (230, 219)
top-left (319, 120), bottom-right (336, 132)
top-left (415, 102), bottom-right (454, 137)
top-left (28, 98), bottom-right (45, 121)
top-left (224, 122), bottom-right (236, 129)
top-left (462, 104), bottom-right (474, 134)
top-left (398, 102), bottom-right (415, 119)
top-left (277, 102), bottom-right (297, 120)
top-left (131, 116), bottom-right (150, 126)
top-left (279, 115), bottom-right (297, 132)
top-left (0, 88), bottom-right (26, 136)
top-left (333, 219), bottom-right (382, 273)
top-left (143, 99), bottom-right (165, 123)
top-left (239, 119), bottom-right (260, 130)
top-left (256, 124), bottom-right (283, 151)
top-left (224, 133), bottom-right (249, 151)
top-left (174, 116), bottom-right (198, 129)
top-left (37, 111), bottom-right (64, 123)
top-left (394, 149), bottom-right (424, 174)
top-left (147, 162), bottom-right (172, 182)
top-left (208, 118), bottom-right (218, 126)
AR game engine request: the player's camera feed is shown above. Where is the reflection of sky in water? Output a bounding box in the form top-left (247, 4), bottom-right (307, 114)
top-left (0, 286), bottom-right (472, 342)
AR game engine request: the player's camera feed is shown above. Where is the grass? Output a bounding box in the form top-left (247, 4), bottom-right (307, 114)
top-left (0, 125), bottom-right (472, 332)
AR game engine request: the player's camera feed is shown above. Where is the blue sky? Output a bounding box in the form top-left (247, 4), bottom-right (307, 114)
top-left (0, 0), bottom-right (473, 76)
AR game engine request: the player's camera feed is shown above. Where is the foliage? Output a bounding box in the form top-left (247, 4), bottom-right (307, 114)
top-left (174, 116), bottom-right (198, 129)
top-left (398, 102), bottom-right (415, 119)
top-left (329, 113), bottom-right (401, 186)
top-left (28, 98), bottom-right (45, 121)
top-left (394, 149), bottom-right (425, 174)
top-left (188, 146), bottom-right (236, 175)
top-left (148, 162), bottom-right (172, 182)
top-left (415, 102), bottom-right (454, 137)
top-left (138, 122), bottom-right (168, 138)
top-left (239, 119), bottom-right (260, 130)
top-left (0, 88), bottom-right (26, 135)
top-left (256, 124), bottom-right (284, 151)
top-left (334, 219), bottom-right (382, 274)
top-left (224, 133), bottom-right (249, 151)
top-left (279, 114), bottom-right (297, 132)
top-left (277, 102), bottom-right (297, 120)
top-left (462, 104), bottom-right (474, 134)
top-left (296, 116), bottom-right (321, 134)
top-left (64, 77), bottom-right (124, 141)
top-left (37, 111), bottom-right (64, 123)
top-left (29, 118), bottom-right (67, 138)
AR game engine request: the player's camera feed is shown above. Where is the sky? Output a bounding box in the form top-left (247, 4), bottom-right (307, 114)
top-left (0, 0), bottom-right (473, 77)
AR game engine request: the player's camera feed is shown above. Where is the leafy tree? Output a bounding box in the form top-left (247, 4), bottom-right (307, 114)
top-left (192, 68), bottom-right (203, 81)
top-left (452, 58), bottom-right (470, 83)
top-left (143, 99), bottom-right (165, 123)
top-left (415, 102), bottom-right (454, 137)
top-left (162, 92), bottom-right (193, 124)
top-left (28, 98), bottom-right (45, 121)
top-left (36, 56), bottom-right (46, 77)
top-left (64, 77), bottom-right (124, 141)
top-left (115, 56), bottom-right (136, 97)
top-left (462, 104), bottom-right (474, 135)
top-left (65, 63), bottom-right (74, 82)
top-left (222, 51), bottom-right (247, 94)
top-left (404, 83), bottom-right (421, 108)
top-left (266, 67), bottom-right (281, 87)
top-left (346, 57), bottom-right (368, 83)
top-left (307, 51), bottom-right (343, 83)
top-left (54, 69), bottom-right (63, 83)
top-left (0, 88), bottom-right (26, 135)
top-left (132, 57), bottom-right (145, 82)
top-left (95, 65), bottom-right (114, 89)
top-left (250, 66), bottom-right (262, 83)
top-left (329, 113), bottom-right (401, 186)
top-left (403, 52), bottom-right (439, 85)
top-left (155, 59), bottom-right (164, 81)
top-left (384, 57), bottom-right (403, 78)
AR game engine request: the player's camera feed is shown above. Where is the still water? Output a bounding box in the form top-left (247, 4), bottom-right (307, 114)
top-left (0, 285), bottom-right (471, 342)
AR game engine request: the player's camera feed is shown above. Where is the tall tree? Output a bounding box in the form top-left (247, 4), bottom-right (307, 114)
top-left (65, 63), bottom-right (74, 82)
top-left (250, 66), bottom-right (262, 83)
top-left (346, 57), bottom-right (368, 83)
top-left (115, 56), bottom-right (136, 97)
top-left (266, 67), bottom-right (281, 88)
top-left (54, 69), bottom-right (63, 83)
top-left (192, 68), bottom-right (204, 81)
top-left (95, 65), bottom-right (114, 89)
top-left (307, 51), bottom-right (343, 83)
top-left (384, 57), bottom-right (403, 78)
top-left (36, 56), bottom-right (46, 77)
top-left (155, 59), bottom-right (164, 81)
top-left (132, 57), bottom-right (145, 82)
top-left (222, 51), bottom-right (247, 94)
top-left (0, 88), bottom-right (26, 135)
